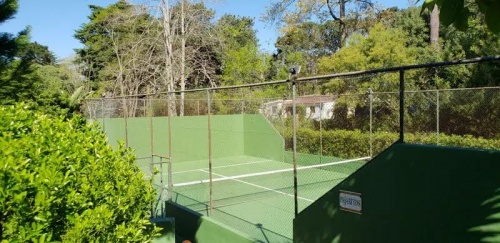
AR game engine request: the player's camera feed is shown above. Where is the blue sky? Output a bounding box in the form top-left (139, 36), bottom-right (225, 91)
top-left (2, 0), bottom-right (411, 60)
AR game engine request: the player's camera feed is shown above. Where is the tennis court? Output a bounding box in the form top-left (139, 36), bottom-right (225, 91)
top-left (158, 153), bottom-right (368, 241)
top-left (97, 113), bottom-right (368, 242)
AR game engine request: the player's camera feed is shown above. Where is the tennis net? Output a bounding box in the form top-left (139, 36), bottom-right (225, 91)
top-left (171, 157), bottom-right (370, 211)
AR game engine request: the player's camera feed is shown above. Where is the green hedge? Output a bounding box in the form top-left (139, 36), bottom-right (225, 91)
top-left (0, 104), bottom-right (158, 242)
top-left (285, 128), bottom-right (500, 158)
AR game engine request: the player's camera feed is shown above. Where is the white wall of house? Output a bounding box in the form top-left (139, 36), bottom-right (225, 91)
top-left (262, 100), bottom-right (335, 121)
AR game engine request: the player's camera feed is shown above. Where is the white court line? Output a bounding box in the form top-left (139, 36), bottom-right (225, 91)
top-left (173, 157), bottom-right (371, 187)
top-left (168, 159), bottom-right (274, 175)
top-left (200, 169), bottom-right (314, 203)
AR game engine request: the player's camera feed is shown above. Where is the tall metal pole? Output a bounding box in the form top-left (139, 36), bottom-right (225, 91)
top-left (197, 99), bottom-right (200, 115)
top-left (123, 97), bottom-right (129, 147)
top-left (207, 90), bottom-right (213, 215)
top-left (319, 102), bottom-right (323, 164)
top-left (399, 70), bottom-right (405, 143)
top-left (292, 81), bottom-right (299, 216)
top-left (436, 89), bottom-right (440, 145)
top-left (150, 99), bottom-right (154, 176)
top-left (241, 88), bottom-right (245, 114)
top-left (368, 88), bottom-right (373, 157)
top-left (101, 98), bottom-right (105, 130)
top-left (167, 96), bottom-right (173, 201)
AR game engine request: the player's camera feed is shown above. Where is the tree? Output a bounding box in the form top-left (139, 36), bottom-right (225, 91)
top-left (19, 42), bottom-right (56, 65)
top-left (216, 14), bottom-right (266, 85)
top-left (75, 1), bottom-right (162, 116)
top-left (317, 23), bottom-right (420, 130)
top-left (439, 10), bottom-right (500, 87)
top-left (264, 0), bottom-right (374, 47)
top-left (318, 23), bottom-right (418, 91)
top-left (0, 104), bottom-right (157, 241)
top-left (0, 0), bottom-right (57, 105)
top-left (421, 0), bottom-right (500, 33)
top-left (33, 59), bottom-right (86, 116)
top-left (270, 20), bottom-right (341, 81)
top-left (75, 1), bottom-right (222, 116)
top-left (155, 0), bottom-right (221, 115)
top-left (74, 3), bottom-right (118, 89)
top-left (429, 4), bottom-right (439, 48)
top-left (0, 0), bottom-right (19, 70)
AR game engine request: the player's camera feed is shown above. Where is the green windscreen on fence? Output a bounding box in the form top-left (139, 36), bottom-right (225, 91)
top-left (128, 118), bottom-right (153, 158)
top-left (210, 115), bottom-right (245, 160)
top-left (99, 114), bottom-right (284, 164)
top-left (152, 117), bottom-right (169, 157)
top-left (170, 116), bottom-right (209, 162)
top-left (102, 118), bottom-right (126, 149)
top-left (244, 114), bottom-right (284, 162)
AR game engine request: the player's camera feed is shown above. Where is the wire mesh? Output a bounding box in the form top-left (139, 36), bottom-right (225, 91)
top-left (82, 71), bottom-right (499, 240)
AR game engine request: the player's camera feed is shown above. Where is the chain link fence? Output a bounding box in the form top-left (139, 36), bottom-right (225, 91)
top-left (83, 58), bottom-right (500, 241)
top-left (83, 85), bottom-right (499, 241)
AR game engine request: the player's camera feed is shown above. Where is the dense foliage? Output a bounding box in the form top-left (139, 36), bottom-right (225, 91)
top-left (0, 104), bottom-right (157, 241)
top-left (422, 0), bottom-right (500, 33)
top-left (285, 128), bottom-right (500, 159)
top-left (0, 0), bottom-right (83, 116)
top-left (72, 1), bottom-right (500, 119)
top-left (0, 0), bottom-right (498, 240)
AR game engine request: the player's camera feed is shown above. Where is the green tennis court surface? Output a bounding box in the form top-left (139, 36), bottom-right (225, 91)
top-left (158, 154), bottom-right (368, 242)
top-left (98, 115), bottom-right (369, 242)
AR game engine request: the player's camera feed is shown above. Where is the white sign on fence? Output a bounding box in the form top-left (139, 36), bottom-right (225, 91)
top-left (339, 190), bottom-right (362, 214)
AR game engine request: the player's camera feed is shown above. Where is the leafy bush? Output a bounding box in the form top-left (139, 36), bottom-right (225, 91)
top-left (285, 128), bottom-right (500, 158)
top-left (0, 104), bottom-right (157, 242)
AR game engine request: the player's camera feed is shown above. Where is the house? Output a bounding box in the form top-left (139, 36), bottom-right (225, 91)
top-left (261, 95), bottom-right (337, 121)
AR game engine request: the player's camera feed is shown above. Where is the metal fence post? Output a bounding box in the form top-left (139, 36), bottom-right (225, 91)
top-left (292, 81), bottom-right (299, 216)
top-left (167, 96), bottom-right (173, 201)
top-left (369, 88), bottom-right (373, 158)
top-left (319, 102), bottom-right (323, 164)
top-left (241, 88), bottom-right (245, 114)
top-left (207, 90), bottom-right (213, 216)
top-left (123, 97), bottom-right (129, 147)
top-left (101, 98), bottom-right (105, 130)
top-left (436, 89), bottom-right (440, 145)
top-left (399, 70), bottom-right (405, 143)
top-left (150, 98), bottom-right (154, 177)
top-left (197, 99), bottom-right (200, 115)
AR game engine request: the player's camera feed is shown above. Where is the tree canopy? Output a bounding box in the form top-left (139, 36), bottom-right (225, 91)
top-left (421, 0), bottom-right (500, 33)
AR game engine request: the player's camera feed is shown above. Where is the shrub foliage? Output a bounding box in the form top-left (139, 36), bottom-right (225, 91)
top-left (285, 128), bottom-right (500, 159)
top-left (0, 104), bottom-right (157, 242)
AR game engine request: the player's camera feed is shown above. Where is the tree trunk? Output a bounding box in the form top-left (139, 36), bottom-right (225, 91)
top-left (339, 0), bottom-right (346, 47)
top-left (161, 0), bottom-right (177, 116)
top-left (430, 4), bottom-right (440, 49)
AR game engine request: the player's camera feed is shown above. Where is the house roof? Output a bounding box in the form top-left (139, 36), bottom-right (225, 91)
top-left (281, 95), bottom-right (336, 105)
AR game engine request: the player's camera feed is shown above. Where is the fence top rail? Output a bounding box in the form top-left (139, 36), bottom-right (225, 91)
top-left (88, 56), bottom-right (500, 99)
top-left (84, 85), bottom-right (500, 102)
top-left (296, 55), bottom-right (500, 82)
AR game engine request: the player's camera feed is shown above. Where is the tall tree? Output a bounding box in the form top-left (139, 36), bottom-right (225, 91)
top-left (264, 0), bottom-right (374, 47)
top-left (421, 0), bottom-right (500, 33)
top-left (158, 0), bottom-right (176, 115)
top-left (429, 4), bottom-right (439, 48)
top-left (318, 23), bottom-right (419, 93)
top-left (75, 1), bottom-right (161, 116)
top-left (272, 20), bottom-right (340, 78)
top-left (0, 0), bottom-right (56, 105)
top-left (0, 0), bottom-right (20, 70)
top-left (74, 2), bottom-right (124, 92)
top-left (216, 14), bottom-right (266, 85)
top-left (157, 0), bottom-right (219, 115)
